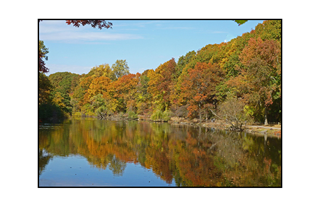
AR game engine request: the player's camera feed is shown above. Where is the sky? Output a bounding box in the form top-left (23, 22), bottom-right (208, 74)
top-left (39, 20), bottom-right (265, 76)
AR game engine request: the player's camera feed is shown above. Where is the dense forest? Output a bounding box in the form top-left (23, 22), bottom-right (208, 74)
top-left (39, 20), bottom-right (281, 125)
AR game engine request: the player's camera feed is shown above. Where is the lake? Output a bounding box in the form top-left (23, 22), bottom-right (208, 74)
top-left (39, 118), bottom-right (281, 187)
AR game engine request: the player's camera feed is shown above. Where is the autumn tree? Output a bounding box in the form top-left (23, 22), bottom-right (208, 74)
top-left (66, 20), bottom-right (113, 29)
top-left (175, 51), bottom-right (196, 80)
top-left (102, 82), bottom-right (119, 115)
top-left (70, 76), bottom-right (95, 115)
top-left (87, 76), bottom-right (111, 102)
top-left (227, 37), bottom-right (281, 125)
top-left (174, 44), bottom-right (226, 108)
top-left (112, 73), bottom-right (140, 112)
top-left (72, 76), bottom-right (94, 108)
top-left (111, 60), bottom-right (130, 81)
top-left (90, 94), bottom-right (108, 118)
top-left (136, 70), bottom-right (152, 114)
top-left (49, 72), bottom-right (81, 114)
top-left (148, 58), bottom-right (176, 111)
top-left (87, 64), bottom-right (113, 79)
top-left (254, 20), bottom-right (281, 43)
top-left (52, 92), bottom-right (66, 109)
top-left (170, 53), bottom-right (196, 108)
top-left (180, 62), bottom-right (225, 122)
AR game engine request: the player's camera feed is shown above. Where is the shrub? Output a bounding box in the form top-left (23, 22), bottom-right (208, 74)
top-left (81, 103), bottom-right (93, 115)
top-left (162, 110), bottom-right (172, 121)
top-left (151, 109), bottom-right (172, 121)
top-left (128, 110), bottom-right (138, 119)
top-left (86, 111), bottom-right (96, 117)
top-left (151, 109), bottom-right (163, 120)
top-left (214, 96), bottom-right (253, 131)
top-left (73, 112), bottom-right (82, 117)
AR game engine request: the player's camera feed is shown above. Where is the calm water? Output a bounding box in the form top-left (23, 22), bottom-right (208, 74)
top-left (39, 119), bottom-right (281, 187)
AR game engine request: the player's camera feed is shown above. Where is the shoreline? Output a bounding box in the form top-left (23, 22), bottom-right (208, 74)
top-left (71, 114), bottom-right (281, 139)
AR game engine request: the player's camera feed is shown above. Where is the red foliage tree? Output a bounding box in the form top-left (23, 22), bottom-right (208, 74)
top-left (180, 62), bottom-right (225, 121)
top-left (66, 20), bottom-right (113, 29)
top-left (227, 37), bottom-right (281, 125)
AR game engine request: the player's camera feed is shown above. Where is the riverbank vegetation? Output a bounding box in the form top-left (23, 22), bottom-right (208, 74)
top-left (39, 20), bottom-right (281, 128)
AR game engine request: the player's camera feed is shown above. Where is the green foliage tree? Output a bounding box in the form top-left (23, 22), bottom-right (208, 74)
top-left (49, 72), bottom-right (81, 114)
top-left (175, 51), bottom-right (196, 80)
top-left (111, 60), bottom-right (130, 81)
top-left (91, 94), bottom-right (108, 118)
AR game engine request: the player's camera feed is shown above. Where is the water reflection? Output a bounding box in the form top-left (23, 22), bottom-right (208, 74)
top-left (39, 149), bottom-right (52, 175)
top-left (39, 119), bottom-right (281, 187)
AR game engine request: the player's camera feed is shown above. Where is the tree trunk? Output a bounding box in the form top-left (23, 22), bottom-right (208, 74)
top-left (199, 103), bottom-right (202, 123)
top-left (264, 106), bottom-right (268, 125)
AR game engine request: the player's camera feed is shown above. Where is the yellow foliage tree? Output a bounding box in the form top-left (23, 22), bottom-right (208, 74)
top-left (89, 64), bottom-right (113, 79)
top-left (86, 76), bottom-right (111, 103)
top-left (52, 92), bottom-right (66, 108)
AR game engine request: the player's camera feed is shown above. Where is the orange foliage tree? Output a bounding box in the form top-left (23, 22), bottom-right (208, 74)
top-left (180, 62), bottom-right (225, 121)
top-left (148, 58), bottom-right (176, 111)
top-left (112, 73), bottom-right (141, 112)
top-left (87, 76), bottom-right (111, 101)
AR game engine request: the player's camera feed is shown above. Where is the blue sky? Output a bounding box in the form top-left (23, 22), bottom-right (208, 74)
top-left (39, 20), bottom-right (264, 76)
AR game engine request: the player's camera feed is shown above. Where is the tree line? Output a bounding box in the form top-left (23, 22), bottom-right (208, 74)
top-left (39, 20), bottom-right (281, 125)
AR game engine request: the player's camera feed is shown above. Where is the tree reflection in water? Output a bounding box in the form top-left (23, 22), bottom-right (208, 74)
top-left (39, 119), bottom-right (281, 186)
top-left (39, 149), bottom-right (52, 176)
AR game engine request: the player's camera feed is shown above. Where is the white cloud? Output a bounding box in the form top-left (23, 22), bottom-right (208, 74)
top-left (40, 32), bottom-right (143, 41)
top-left (39, 20), bottom-right (143, 43)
